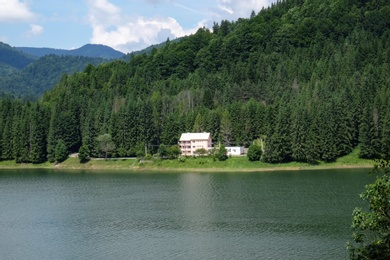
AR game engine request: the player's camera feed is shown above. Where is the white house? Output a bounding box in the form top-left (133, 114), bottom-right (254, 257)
top-left (226, 146), bottom-right (245, 156)
top-left (179, 132), bottom-right (212, 156)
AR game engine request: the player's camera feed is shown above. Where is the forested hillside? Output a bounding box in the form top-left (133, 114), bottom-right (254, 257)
top-left (0, 42), bottom-right (35, 72)
top-left (0, 55), bottom-right (105, 98)
top-left (1, 0), bottom-right (390, 164)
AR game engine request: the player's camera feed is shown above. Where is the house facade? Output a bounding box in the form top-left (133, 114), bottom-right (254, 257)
top-left (179, 132), bottom-right (212, 156)
top-left (226, 146), bottom-right (245, 156)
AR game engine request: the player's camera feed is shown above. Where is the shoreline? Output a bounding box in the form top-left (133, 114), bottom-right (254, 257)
top-left (0, 158), bottom-right (374, 172)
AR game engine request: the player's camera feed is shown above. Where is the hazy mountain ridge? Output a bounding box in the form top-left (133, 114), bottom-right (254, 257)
top-left (16, 44), bottom-right (125, 59)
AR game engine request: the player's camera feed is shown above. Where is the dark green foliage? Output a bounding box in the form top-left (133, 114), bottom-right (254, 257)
top-left (55, 139), bottom-right (68, 163)
top-left (158, 144), bottom-right (168, 158)
top-left (78, 145), bottom-right (90, 163)
top-left (348, 160), bottom-right (390, 259)
top-left (167, 146), bottom-right (181, 159)
top-left (29, 103), bottom-right (47, 163)
top-left (247, 144), bottom-right (262, 162)
top-left (216, 144), bottom-right (228, 161)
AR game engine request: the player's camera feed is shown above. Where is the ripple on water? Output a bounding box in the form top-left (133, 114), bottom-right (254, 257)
top-left (0, 168), bottom-right (372, 259)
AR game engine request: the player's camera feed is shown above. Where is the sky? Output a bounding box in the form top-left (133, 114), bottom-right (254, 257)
top-left (0, 0), bottom-right (274, 53)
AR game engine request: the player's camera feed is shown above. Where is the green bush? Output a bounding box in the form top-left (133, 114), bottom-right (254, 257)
top-left (216, 144), bottom-right (228, 161)
top-left (78, 145), bottom-right (90, 163)
top-left (247, 144), bottom-right (262, 161)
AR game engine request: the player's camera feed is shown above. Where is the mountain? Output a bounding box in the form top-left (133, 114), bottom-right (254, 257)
top-left (0, 43), bottom-right (123, 97)
top-left (0, 41), bottom-right (168, 97)
top-left (0, 55), bottom-right (106, 98)
top-left (16, 44), bottom-right (125, 59)
top-left (0, 42), bottom-right (35, 70)
top-left (1, 0), bottom-right (390, 165)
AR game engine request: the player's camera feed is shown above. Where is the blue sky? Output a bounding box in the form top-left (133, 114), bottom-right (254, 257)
top-left (0, 0), bottom-right (274, 53)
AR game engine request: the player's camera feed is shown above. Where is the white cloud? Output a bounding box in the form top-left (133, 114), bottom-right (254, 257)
top-left (215, 0), bottom-right (270, 20)
top-left (0, 0), bottom-right (36, 22)
top-left (87, 0), bottom-right (201, 53)
top-left (27, 24), bottom-right (44, 37)
top-left (86, 0), bottom-right (272, 53)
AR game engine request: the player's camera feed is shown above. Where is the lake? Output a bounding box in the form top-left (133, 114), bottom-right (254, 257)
top-left (0, 168), bottom-right (373, 259)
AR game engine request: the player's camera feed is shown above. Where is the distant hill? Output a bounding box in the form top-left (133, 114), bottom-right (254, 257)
top-left (0, 41), bottom-right (167, 97)
top-left (0, 42), bottom-right (35, 70)
top-left (0, 55), bottom-right (106, 97)
top-left (17, 44), bottom-right (125, 59)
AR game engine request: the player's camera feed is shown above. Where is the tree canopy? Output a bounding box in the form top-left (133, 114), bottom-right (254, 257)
top-left (348, 160), bottom-right (390, 259)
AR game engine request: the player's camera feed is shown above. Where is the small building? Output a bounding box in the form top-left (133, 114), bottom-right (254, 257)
top-left (179, 132), bottom-right (212, 156)
top-left (226, 146), bottom-right (245, 156)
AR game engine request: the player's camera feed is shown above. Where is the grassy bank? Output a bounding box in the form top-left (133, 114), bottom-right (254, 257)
top-left (0, 148), bottom-right (374, 172)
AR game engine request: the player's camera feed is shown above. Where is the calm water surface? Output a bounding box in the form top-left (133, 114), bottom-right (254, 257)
top-left (0, 168), bottom-right (373, 259)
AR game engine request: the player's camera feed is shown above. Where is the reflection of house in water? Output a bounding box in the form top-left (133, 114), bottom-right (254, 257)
top-left (226, 147), bottom-right (245, 156)
top-left (179, 132), bottom-right (212, 156)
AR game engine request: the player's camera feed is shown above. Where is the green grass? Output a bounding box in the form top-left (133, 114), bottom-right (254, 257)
top-left (0, 147), bottom-right (374, 172)
top-left (0, 160), bottom-right (53, 168)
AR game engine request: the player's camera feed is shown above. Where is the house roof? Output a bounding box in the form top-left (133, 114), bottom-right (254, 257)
top-left (179, 132), bottom-right (211, 141)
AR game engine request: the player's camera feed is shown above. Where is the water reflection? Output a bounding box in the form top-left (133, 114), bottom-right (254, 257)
top-left (179, 173), bottom-right (215, 230)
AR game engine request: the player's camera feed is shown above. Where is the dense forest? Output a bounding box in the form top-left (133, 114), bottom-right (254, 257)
top-left (1, 0), bottom-right (390, 164)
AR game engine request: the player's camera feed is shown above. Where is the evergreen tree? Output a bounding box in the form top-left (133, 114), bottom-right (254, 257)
top-left (55, 139), bottom-right (68, 163)
top-left (29, 103), bottom-right (47, 163)
top-left (220, 109), bottom-right (233, 146)
top-left (216, 144), bottom-right (228, 161)
top-left (78, 144), bottom-right (90, 163)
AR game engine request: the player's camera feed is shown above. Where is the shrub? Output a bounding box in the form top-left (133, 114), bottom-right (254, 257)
top-left (216, 144), bottom-right (228, 161)
top-left (78, 145), bottom-right (90, 163)
top-left (194, 148), bottom-right (208, 157)
top-left (247, 144), bottom-right (262, 161)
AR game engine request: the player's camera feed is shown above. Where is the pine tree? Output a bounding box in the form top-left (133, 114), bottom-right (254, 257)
top-left (220, 109), bottom-right (233, 146)
top-left (55, 139), bottom-right (68, 163)
top-left (29, 103), bottom-right (47, 163)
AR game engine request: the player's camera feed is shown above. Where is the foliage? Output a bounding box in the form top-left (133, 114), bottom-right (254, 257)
top-left (216, 144), bottom-right (228, 161)
top-left (194, 148), bottom-right (208, 157)
top-left (96, 134), bottom-right (116, 160)
top-left (158, 144), bottom-right (168, 158)
top-left (348, 160), bottom-right (390, 259)
top-left (158, 144), bottom-right (180, 159)
top-left (54, 139), bottom-right (68, 163)
top-left (167, 145), bottom-right (181, 159)
top-left (247, 144), bottom-right (262, 161)
top-left (78, 145), bottom-right (90, 163)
